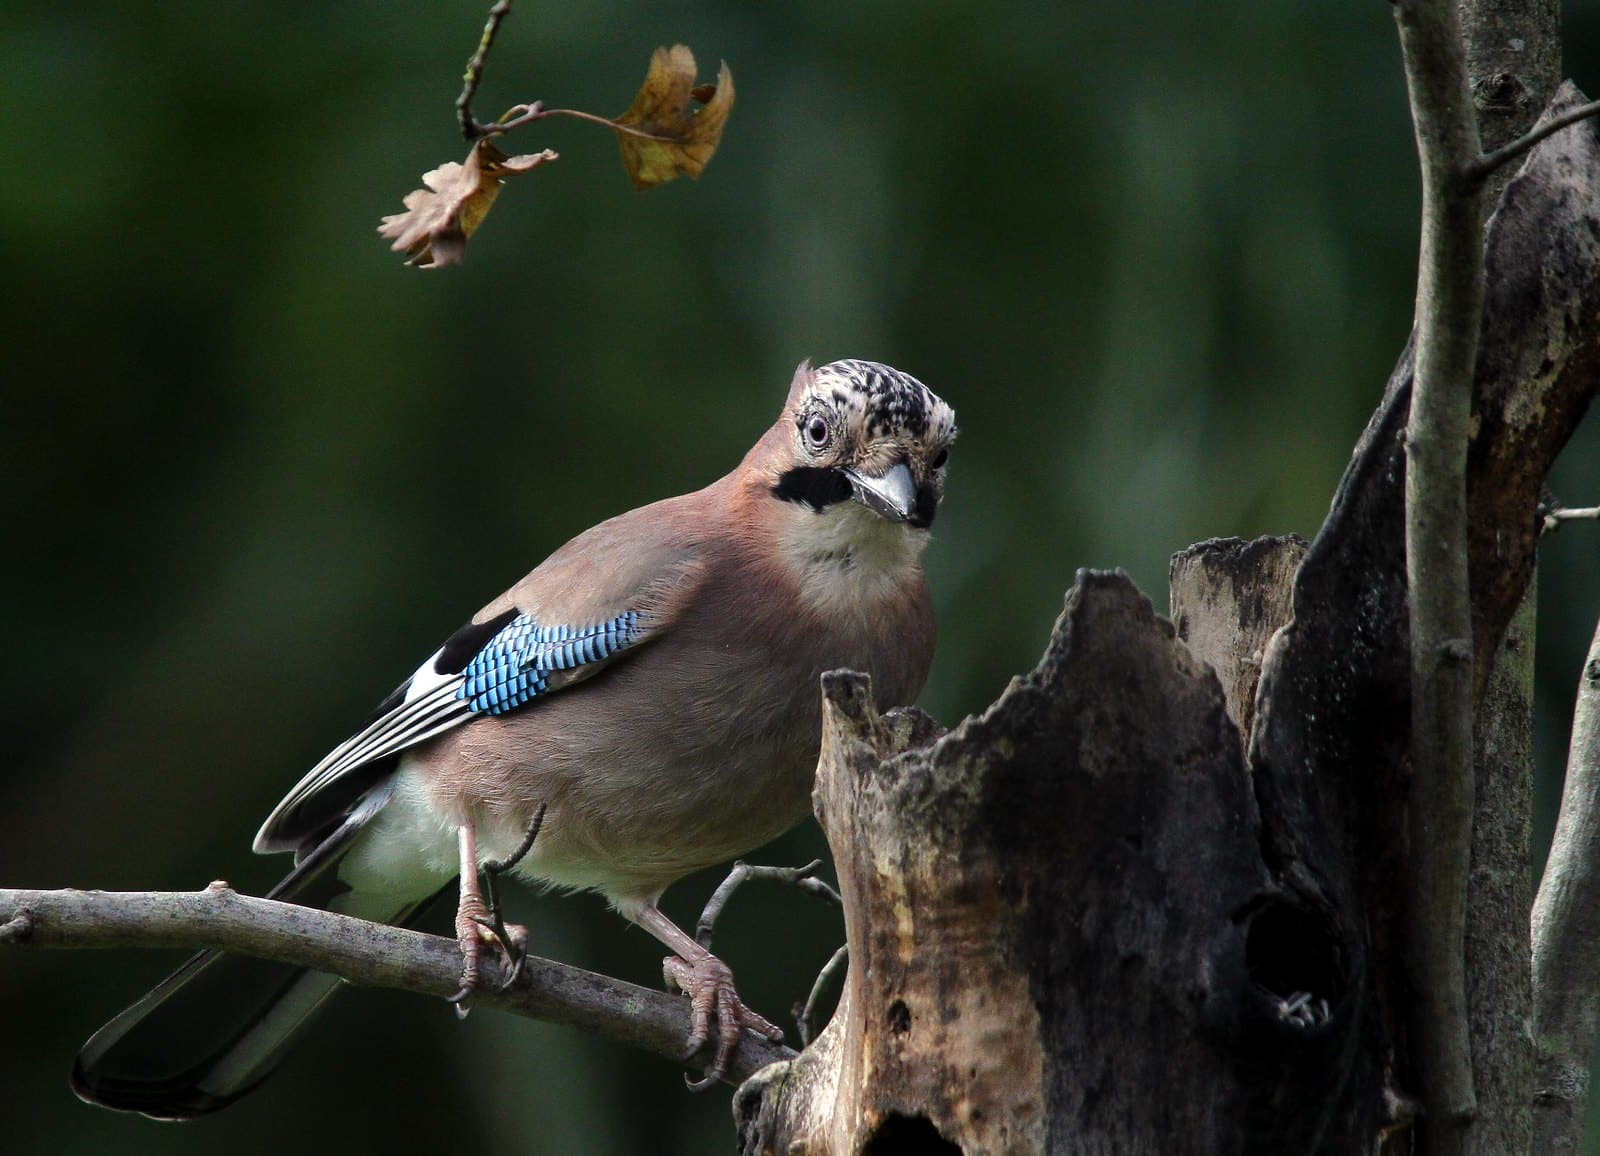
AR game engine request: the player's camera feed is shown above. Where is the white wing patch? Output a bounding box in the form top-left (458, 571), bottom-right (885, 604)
top-left (252, 608), bottom-right (654, 856)
top-left (252, 648), bottom-right (473, 853)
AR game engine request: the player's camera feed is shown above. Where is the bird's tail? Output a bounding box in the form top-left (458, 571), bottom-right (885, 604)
top-left (71, 805), bottom-right (446, 1120)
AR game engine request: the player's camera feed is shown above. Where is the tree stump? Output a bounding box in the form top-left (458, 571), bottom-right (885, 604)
top-left (737, 572), bottom-right (1344, 1155)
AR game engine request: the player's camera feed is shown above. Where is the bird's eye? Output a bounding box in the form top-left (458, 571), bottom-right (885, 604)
top-left (804, 414), bottom-right (831, 449)
top-left (931, 446), bottom-right (950, 470)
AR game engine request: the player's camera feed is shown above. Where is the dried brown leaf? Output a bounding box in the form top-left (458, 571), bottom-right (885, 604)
top-left (614, 45), bottom-right (734, 190)
top-left (378, 141), bottom-right (558, 268)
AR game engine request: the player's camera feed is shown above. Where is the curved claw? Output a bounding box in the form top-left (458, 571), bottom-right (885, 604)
top-left (453, 899), bottom-right (528, 1012)
top-left (663, 953), bottom-right (784, 1090)
top-left (469, 912), bottom-right (528, 968)
top-left (498, 924), bottom-right (530, 991)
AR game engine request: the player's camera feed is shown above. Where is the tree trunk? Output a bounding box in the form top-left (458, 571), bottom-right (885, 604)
top-left (1457, 3), bottom-right (1558, 1152)
top-left (735, 86), bottom-right (1600, 1155)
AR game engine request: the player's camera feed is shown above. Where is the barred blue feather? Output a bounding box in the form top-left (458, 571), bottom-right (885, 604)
top-left (459, 611), bottom-right (645, 715)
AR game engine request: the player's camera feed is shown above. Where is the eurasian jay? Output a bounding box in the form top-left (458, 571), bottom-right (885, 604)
top-left (72, 358), bottom-right (956, 1116)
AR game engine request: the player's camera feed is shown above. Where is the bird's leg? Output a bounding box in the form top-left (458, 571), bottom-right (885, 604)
top-left (451, 822), bottom-right (491, 1015)
top-left (479, 804), bottom-right (545, 989)
top-left (632, 903), bottom-right (784, 1090)
top-left (449, 820), bottom-right (529, 1016)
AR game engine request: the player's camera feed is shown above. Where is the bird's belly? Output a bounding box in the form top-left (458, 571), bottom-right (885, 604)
top-left (526, 740), bottom-right (814, 900)
top-left (403, 692), bottom-right (820, 904)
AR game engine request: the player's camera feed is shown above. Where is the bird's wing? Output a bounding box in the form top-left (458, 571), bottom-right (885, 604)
top-left (253, 499), bottom-right (713, 854)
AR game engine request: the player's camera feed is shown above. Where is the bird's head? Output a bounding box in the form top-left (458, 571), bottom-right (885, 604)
top-left (764, 359), bottom-right (957, 532)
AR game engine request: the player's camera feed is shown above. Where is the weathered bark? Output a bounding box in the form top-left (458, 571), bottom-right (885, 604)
top-left (1464, 590), bottom-right (1537, 1156)
top-left (1169, 535), bottom-right (1307, 751)
top-left (1457, 2), bottom-right (1549, 1111)
top-left (738, 573), bottom-right (1340, 1155)
top-left (1461, 0), bottom-right (1562, 209)
top-left (1248, 84), bottom-right (1600, 1151)
top-left (1456, 4), bottom-right (1556, 1150)
top-left (1531, 621), bottom-right (1600, 1152)
top-left (735, 85), bottom-right (1600, 1153)
top-left (1248, 85), bottom-right (1600, 1146)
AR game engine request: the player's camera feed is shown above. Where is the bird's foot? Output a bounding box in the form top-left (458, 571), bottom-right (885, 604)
top-left (472, 804), bottom-right (545, 997)
top-left (450, 894), bottom-right (528, 1017)
top-left (663, 953), bottom-right (783, 1090)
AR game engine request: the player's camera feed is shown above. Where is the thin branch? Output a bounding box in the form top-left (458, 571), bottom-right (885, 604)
top-left (794, 944), bottom-right (848, 1047)
top-left (449, 1), bottom-right (680, 147)
top-left (487, 103), bottom-right (678, 144)
top-left (539, 107), bottom-right (678, 143)
top-left (1531, 622), bottom-right (1600, 1152)
top-left (1393, 0), bottom-right (1486, 1149)
top-left (1542, 505), bottom-right (1600, 535)
top-left (1471, 100), bottom-right (1600, 182)
top-left (0, 884), bottom-right (793, 1087)
top-left (694, 860), bottom-right (842, 951)
top-left (457, 0), bottom-right (515, 140)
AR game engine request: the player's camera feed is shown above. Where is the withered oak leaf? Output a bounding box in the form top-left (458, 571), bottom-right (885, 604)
top-left (378, 141), bottom-right (558, 268)
top-left (614, 45), bottom-right (734, 191)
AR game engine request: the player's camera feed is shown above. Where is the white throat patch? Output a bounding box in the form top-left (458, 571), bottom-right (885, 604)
top-left (777, 499), bottom-right (928, 619)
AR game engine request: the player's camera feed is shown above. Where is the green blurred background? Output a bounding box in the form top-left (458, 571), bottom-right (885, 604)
top-left (5, 1), bottom-right (1600, 1151)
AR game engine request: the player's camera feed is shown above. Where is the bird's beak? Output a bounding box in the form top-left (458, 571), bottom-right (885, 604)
top-left (845, 460), bottom-right (926, 526)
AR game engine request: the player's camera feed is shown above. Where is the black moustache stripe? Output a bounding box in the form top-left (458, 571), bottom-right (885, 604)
top-left (771, 466), bottom-right (853, 512)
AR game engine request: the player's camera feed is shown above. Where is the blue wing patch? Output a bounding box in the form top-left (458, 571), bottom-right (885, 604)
top-left (458, 611), bottom-right (646, 715)
top-left (254, 607), bottom-right (649, 854)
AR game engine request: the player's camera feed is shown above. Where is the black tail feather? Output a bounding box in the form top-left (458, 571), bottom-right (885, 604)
top-left (72, 809), bottom-right (444, 1119)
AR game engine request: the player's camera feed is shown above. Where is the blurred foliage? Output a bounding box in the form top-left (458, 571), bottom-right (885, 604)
top-left (3, 1), bottom-right (1600, 1152)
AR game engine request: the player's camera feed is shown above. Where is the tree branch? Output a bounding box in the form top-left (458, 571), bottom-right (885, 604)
top-left (1471, 100), bottom-right (1600, 181)
top-left (0, 884), bottom-right (793, 1087)
top-left (1393, 1), bottom-right (1487, 1148)
top-left (1543, 504), bottom-right (1600, 534)
top-left (694, 860), bottom-right (840, 951)
top-left (457, 0), bottom-right (515, 140)
top-left (1531, 621), bottom-right (1600, 1152)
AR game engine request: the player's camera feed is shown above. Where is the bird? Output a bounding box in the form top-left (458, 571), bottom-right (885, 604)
top-left (71, 358), bottom-right (957, 1117)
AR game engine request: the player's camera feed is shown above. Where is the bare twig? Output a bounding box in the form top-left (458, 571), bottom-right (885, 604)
top-left (538, 106), bottom-right (676, 143)
top-left (794, 944), bottom-right (848, 1046)
top-left (1531, 622), bottom-right (1600, 1153)
top-left (1542, 506), bottom-right (1600, 535)
top-left (457, 0), bottom-right (515, 140)
top-left (1471, 100), bottom-right (1600, 181)
top-left (694, 860), bottom-right (842, 951)
top-left (464, 102), bottom-right (676, 146)
top-left (451, 3), bottom-right (678, 146)
top-left (0, 885), bottom-right (793, 1086)
top-left (1393, 0), bottom-right (1486, 1148)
